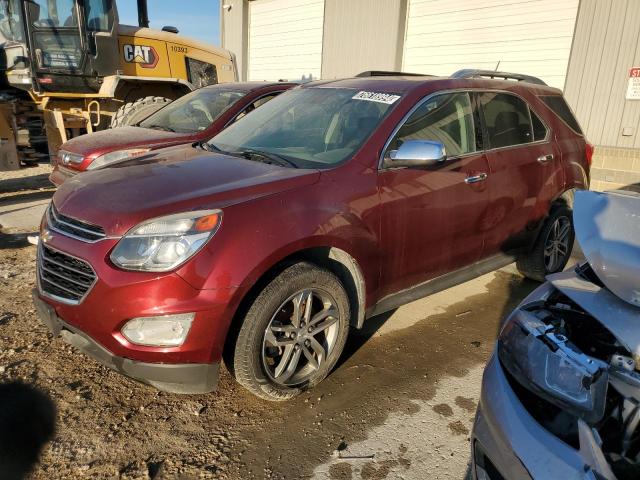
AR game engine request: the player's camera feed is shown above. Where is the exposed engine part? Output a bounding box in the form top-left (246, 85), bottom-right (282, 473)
top-left (506, 282), bottom-right (640, 479)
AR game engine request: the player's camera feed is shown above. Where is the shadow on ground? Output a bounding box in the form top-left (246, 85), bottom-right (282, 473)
top-left (0, 190), bottom-right (53, 209)
top-left (0, 172), bottom-right (53, 195)
top-left (0, 232), bottom-right (37, 250)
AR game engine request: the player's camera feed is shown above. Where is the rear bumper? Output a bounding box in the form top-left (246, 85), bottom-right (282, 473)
top-left (33, 290), bottom-right (219, 394)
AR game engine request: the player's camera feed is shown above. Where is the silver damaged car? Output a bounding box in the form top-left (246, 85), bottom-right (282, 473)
top-left (472, 189), bottom-right (640, 480)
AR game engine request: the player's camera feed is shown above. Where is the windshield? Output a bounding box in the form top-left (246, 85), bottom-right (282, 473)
top-left (139, 88), bottom-right (246, 134)
top-left (210, 87), bottom-right (400, 168)
top-left (0, 0), bottom-right (24, 42)
top-left (30, 0), bottom-right (78, 28)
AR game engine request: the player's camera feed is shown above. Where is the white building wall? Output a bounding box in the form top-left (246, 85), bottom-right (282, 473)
top-left (402, 0), bottom-right (580, 88)
top-left (247, 0), bottom-right (325, 81)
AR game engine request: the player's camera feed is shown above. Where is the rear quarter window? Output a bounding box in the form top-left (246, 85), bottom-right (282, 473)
top-left (539, 95), bottom-right (583, 136)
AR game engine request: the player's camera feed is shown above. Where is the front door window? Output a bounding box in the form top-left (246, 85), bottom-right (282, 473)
top-left (385, 92), bottom-right (480, 158)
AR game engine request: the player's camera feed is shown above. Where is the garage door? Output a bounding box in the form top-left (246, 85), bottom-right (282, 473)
top-left (403, 0), bottom-right (579, 88)
top-left (248, 0), bottom-right (325, 81)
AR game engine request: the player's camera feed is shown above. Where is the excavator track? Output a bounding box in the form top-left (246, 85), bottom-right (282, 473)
top-left (0, 91), bottom-right (49, 166)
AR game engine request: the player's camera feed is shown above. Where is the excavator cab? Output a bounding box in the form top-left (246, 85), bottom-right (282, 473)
top-left (0, 0), bottom-right (236, 170)
top-left (2, 0), bottom-right (120, 93)
top-left (0, 0), bottom-right (27, 85)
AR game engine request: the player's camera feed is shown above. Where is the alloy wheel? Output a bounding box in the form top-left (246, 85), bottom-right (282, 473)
top-left (262, 288), bottom-right (341, 386)
top-left (544, 216), bottom-right (571, 272)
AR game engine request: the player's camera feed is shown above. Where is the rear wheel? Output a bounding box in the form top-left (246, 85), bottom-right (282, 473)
top-left (110, 96), bottom-right (172, 128)
top-left (231, 263), bottom-right (350, 401)
top-left (517, 206), bottom-right (574, 281)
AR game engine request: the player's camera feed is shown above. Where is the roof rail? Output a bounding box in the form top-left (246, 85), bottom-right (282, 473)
top-left (356, 70), bottom-right (430, 78)
top-left (451, 69), bottom-right (547, 86)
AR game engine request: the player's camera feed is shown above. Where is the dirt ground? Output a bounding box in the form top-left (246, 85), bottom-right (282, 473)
top-left (0, 167), bottom-right (541, 479)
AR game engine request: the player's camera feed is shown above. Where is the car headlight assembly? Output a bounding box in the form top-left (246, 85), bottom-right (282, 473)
top-left (498, 308), bottom-right (609, 423)
top-left (110, 210), bottom-right (222, 272)
top-left (87, 148), bottom-right (151, 170)
top-left (58, 150), bottom-right (85, 166)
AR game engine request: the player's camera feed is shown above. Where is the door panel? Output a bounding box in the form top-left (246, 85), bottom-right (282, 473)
top-left (378, 154), bottom-right (490, 297)
top-left (378, 91), bottom-right (489, 298)
top-left (480, 92), bottom-right (563, 255)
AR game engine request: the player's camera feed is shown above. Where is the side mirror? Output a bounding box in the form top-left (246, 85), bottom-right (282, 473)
top-left (385, 140), bottom-right (446, 168)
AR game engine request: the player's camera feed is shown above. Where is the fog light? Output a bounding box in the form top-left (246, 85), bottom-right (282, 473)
top-left (121, 313), bottom-right (194, 347)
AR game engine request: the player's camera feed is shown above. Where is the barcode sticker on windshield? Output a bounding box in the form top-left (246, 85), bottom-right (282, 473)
top-left (352, 91), bottom-right (401, 104)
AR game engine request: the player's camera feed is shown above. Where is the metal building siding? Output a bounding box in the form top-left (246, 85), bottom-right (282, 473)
top-left (220, 0), bottom-right (249, 80)
top-left (247, 0), bottom-right (325, 81)
top-left (321, 0), bottom-right (406, 79)
top-left (564, 0), bottom-right (640, 148)
top-left (402, 0), bottom-right (579, 88)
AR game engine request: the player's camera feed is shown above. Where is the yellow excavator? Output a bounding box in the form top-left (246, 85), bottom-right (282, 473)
top-left (0, 0), bottom-right (237, 170)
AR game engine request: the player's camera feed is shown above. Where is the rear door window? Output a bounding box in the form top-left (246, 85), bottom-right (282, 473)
top-left (539, 95), bottom-right (583, 135)
top-left (479, 92), bottom-right (534, 149)
top-left (386, 92), bottom-right (479, 158)
top-left (531, 109), bottom-right (548, 141)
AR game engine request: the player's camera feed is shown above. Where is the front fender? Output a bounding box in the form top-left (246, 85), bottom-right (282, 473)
top-left (175, 178), bottom-right (380, 297)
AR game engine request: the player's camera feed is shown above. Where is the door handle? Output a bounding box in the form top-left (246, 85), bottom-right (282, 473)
top-left (465, 173), bottom-right (488, 184)
top-left (537, 154), bottom-right (554, 164)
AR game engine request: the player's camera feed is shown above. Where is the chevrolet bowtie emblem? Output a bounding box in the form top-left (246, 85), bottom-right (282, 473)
top-left (41, 229), bottom-right (52, 243)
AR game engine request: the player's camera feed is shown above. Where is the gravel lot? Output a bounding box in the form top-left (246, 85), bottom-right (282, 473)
top-left (0, 167), bottom-right (540, 479)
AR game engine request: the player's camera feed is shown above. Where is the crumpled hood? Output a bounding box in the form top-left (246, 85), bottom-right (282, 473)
top-left (53, 145), bottom-right (320, 236)
top-left (61, 126), bottom-right (187, 157)
top-left (549, 269), bottom-right (640, 363)
top-left (574, 189), bottom-right (640, 308)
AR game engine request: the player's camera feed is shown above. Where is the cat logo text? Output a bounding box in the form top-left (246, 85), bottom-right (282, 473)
top-left (123, 44), bottom-right (159, 69)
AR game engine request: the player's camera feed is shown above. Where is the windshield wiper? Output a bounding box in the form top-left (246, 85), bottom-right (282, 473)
top-left (145, 124), bottom-right (175, 132)
top-left (194, 141), bottom-right (226, 153)
top-left (194, 141), bottom-right (214, 152)
top-left (236, 149), bottom-right (298, 168)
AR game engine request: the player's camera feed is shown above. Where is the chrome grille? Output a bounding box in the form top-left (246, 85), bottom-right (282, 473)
top-left (38, 245), bottom-right (97, 304)
top-left (47, 203), bottom-right (106, 242)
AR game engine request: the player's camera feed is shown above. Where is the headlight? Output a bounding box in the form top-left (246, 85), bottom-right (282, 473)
top-left (87, 148), bottom-right (150, 170)
top-left (498, 308), bottom-right (608, 423)
top-left (58, 150), bottom-right (84, 166)
top-left (110, 210), bottom-right (222, 272)
top-left (122, 313), bottom-right (194, 346)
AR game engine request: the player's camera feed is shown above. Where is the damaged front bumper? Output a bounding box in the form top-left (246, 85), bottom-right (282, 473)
top-left (473, 354), bottom-right (608, 480)
top-left (473, 267), bottom-right (640, 480)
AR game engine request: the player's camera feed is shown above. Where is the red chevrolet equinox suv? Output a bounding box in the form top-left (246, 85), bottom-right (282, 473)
top-left (33, 70), bottom-right (592, 401)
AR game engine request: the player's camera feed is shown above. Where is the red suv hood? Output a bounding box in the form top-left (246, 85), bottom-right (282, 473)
top-left (61, 126), bottom-right (191, 158)
top-left (53, 146), bottom-right (320, 236)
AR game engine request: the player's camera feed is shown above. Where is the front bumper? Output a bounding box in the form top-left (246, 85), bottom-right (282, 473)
top-left (49, 165), bottom-right (78, 186)
top-left (472, 353), bottom-right (599, 480)
top-left (33, 290), bottom-right (218, 394)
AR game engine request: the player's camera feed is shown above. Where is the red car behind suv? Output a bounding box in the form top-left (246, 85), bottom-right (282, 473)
top-left (49, 81), bottom-right (296, 185)
top-left (34, 70), bottom-right (591, 400)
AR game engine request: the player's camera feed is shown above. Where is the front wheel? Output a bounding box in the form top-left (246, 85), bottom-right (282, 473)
top-left (517, 206), bottom-right (574, 281)
top-left (231, 263), bottom-right (350, 401)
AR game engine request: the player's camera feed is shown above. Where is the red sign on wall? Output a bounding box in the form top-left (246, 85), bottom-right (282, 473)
top-left (628, 67), bottom-right (640, 99)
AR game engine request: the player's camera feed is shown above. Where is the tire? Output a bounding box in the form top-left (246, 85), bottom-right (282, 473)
top-left (517, 205), bottom-right (575, 281)
top-left (110, 96), bottom-right (172, 128)
top-left (231, 262), bottom-right (350, 401)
